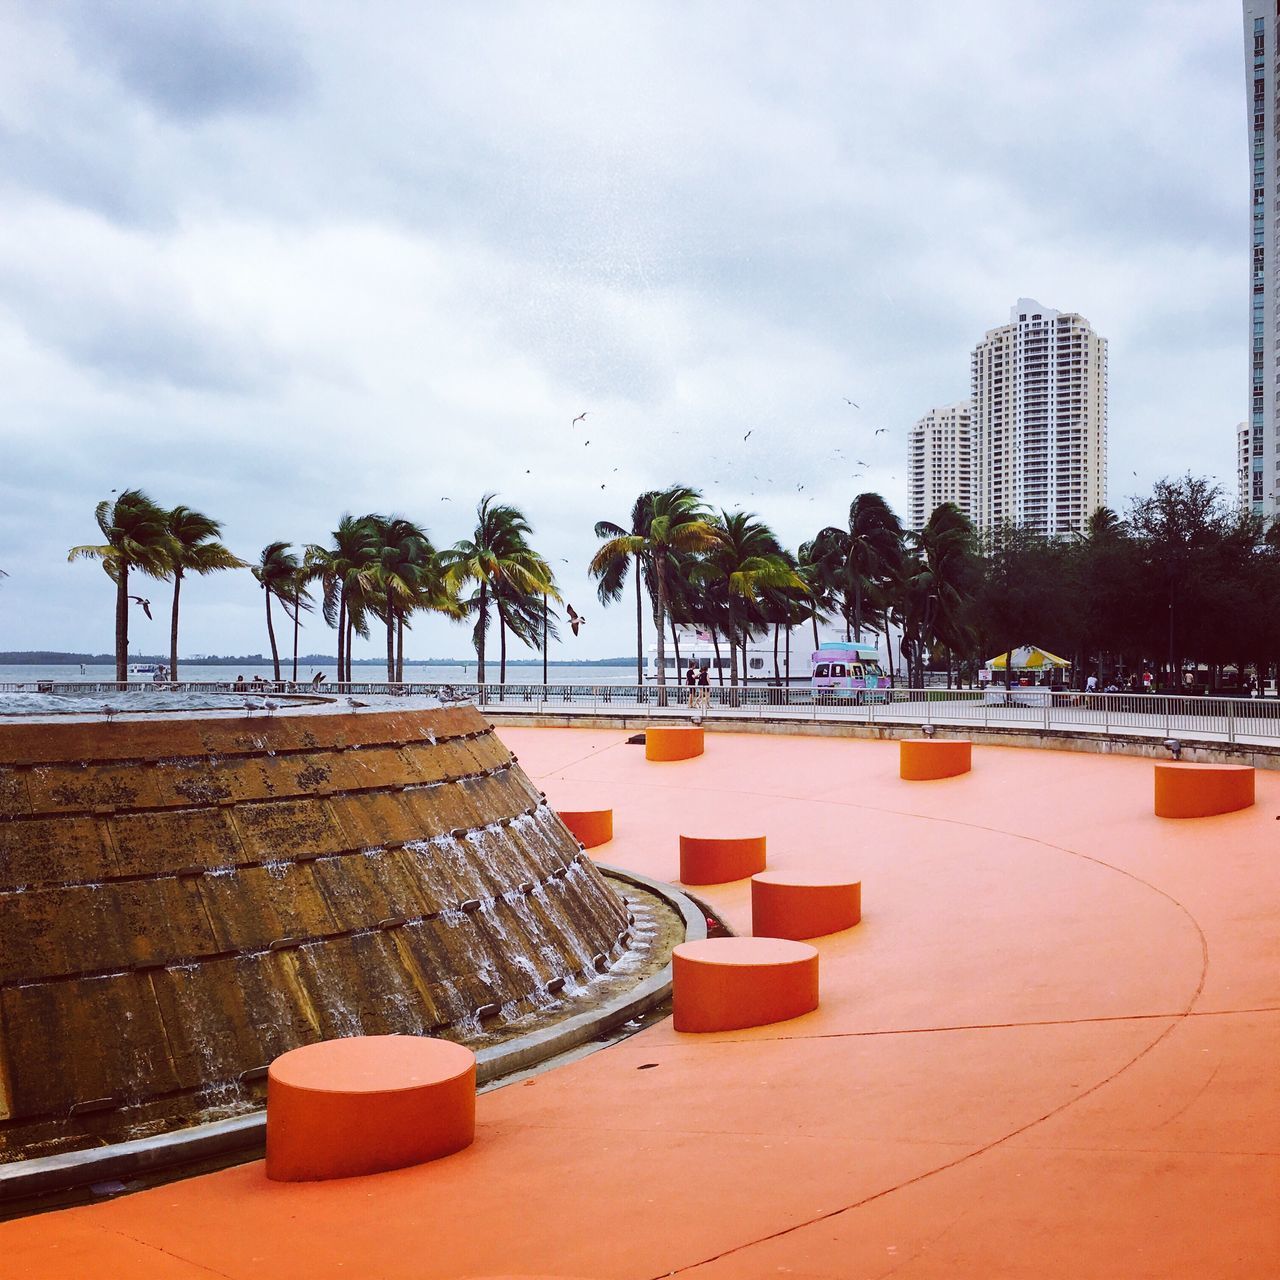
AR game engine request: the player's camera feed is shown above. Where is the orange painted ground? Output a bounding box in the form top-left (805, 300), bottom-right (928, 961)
top-left (6, 729), bottom-right (1279, 1278)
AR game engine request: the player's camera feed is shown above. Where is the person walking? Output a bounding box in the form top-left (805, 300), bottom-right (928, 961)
top-left (697, 663), bottom-right (710, 709)
top-left (685, 662), bottom-right (698, 708)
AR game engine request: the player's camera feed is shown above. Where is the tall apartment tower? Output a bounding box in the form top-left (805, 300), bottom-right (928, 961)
top-left (1238, 420), bottom-right (1253, 510)
top-left (970, 298), bottom-right (1108, 538)
top-left (906, 402), bottom-right (973, 532)
top-left (1244, 4), bottom-right (1274, 518)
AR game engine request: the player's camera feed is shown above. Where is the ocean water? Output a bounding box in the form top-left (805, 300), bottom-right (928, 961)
top-left (0, 662), bottom-right (642, 687)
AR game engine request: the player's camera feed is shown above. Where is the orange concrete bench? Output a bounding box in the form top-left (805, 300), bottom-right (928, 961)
top-left (673, 937), bottom-right (819, 1032)
top-left (1154, 762), bottom-right (1255, 819)
top-left (679, 833), bottom-right (766, 885)
top-left (266, 1035), bottom-right (476, 1182)
top-left (646, 725), bottom-right (705, 761)
top-left (900, 738), bottom-right (972, 780)
top-left (752, 870), bottom-right (861, 940)
top-left (556, 807), bottom-right (613, 849)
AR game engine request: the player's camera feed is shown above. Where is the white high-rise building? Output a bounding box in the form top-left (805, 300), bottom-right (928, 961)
top-left (970, 298), bottom-right (1108, 538)
top-left (1244, 4), bottom-right (1275, 519)
top-left (906, 402), bottom-right (973, 532)
top-left (1238, 420), bottom-right (1253, 510)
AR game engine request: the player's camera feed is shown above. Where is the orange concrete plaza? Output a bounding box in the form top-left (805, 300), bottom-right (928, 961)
top-left (4, 728), bottom-right (1278, 1278)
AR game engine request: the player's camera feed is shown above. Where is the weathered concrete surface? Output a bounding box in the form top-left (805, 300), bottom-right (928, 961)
top-left (0, 707), bottom-right (630, 1159)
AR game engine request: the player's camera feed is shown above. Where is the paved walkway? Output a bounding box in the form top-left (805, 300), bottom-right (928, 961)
top-left (5, 729), bottom-right (1278, 1277)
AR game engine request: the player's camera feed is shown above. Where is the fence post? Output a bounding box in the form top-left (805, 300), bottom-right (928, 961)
top-left (1227, 698), bottom-right (1236, 745)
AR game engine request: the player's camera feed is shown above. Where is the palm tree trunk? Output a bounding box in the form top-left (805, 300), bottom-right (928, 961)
top-left (853, 578), bottom-right (862, 642)
top-left (500, 610), bottom-right (508, 685)
top-left (265, 590), bottom-right (280, 681)
top-left (773, 622), bottom-right (780, 683)
top-left (785, 623), bottom-right (791, 684)
top-left (711, 629), bottom-right (724, 685)
top-left (670, 615), bottom-right (681, 674)
top-left (1004, 647), bottom-right (1013, 691)
top-left (116, 563), bottom-right (129, 685)
top-left (477, 581), bottom-right (487, 684)
top-left (291, 592), bottom-right (300, 683)
top-left (811, 605), bottom-right (820, 650)
top-left (654, 560), bottom-right (667, 691)
top-left (337, 594), bottom-right (347, 687)
top-left (634, 555), bottom-right (643, 687)
top-left (345, 616), bottom-right (354, 682)
top-left (169, 570), bottom-right (182, 682)
top-left (386, 588), bottom-right (395, 682)
top-left (396, 616), bottom-right (405, 682)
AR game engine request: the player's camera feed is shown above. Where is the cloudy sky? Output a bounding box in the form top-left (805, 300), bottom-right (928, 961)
top-left (0, 0), bottom-right (1247, 663)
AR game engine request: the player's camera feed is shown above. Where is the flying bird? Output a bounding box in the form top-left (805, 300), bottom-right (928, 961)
top-left (128, 595), bottom-right (152, 620)
top-left (874, 428), bottom-right (887, 436)
top-left (743, 430), bottom-right (752, 440)
top-left (566, 604), bottom-right (587, 637)
top-left (572, 412), bottom-right (589, 426)
top-left (440, 497), bottom-right (451, 502)
top-left (844, 398), bottom-right (859, 407)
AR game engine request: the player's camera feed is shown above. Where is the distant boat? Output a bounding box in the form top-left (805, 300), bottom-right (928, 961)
top-left (128, 663), bottom-right (168, 677)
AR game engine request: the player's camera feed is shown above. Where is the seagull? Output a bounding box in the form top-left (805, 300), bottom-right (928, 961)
top-left (346, 696), bottom-right (367, 710)
top-left (440, 497), bottom-right (451, 502)
top-left (244, 698), bottom-right (261, 716)
top-left (743, 430), bottom-right (752, 440)
top-left (128, 596), bottom-right (153, 621)
top-left (874, 428), bottom-right (887, 436)
top-left (584, 440), bottom-right (590, 446)
top-left (600, 483), bottom-right (606, 489)
top-left (572, 412), bottom-right (589, 426)
top-left (844, 398), bottom-right (859, 407)
top-left (566, 604), bottom-right (586, 636)
top-left (101, 705), bottom-right (116, 721)
top-left (855, 459), bottom-right (868, 466)
top-left (263, 699), bottom-right (279, 716)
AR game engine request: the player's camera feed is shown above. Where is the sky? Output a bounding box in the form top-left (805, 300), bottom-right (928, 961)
top-left (0, 0), bottom-right (1248, 662)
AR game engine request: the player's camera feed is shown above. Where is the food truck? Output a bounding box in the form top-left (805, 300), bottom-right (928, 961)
top-left (809, 641), bottom-right (888, 699)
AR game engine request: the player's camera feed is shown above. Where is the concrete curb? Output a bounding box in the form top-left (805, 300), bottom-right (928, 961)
top-left (0, 867), bottom-right (703, 1205)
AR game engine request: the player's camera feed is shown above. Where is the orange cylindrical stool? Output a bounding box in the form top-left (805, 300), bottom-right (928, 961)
top-left (266, 1035), bottom-right (476, 1182)
top-left (679, 833), bottom-right (766, 885)
top-left (752, 870), bottom-right (861, 940)
top-left (673, 937), bottom-right (819, 1032)
top-left (900, 738), bottom-right (972, 780)
top-left (1154, 762), bottom-right (1255, 818)
top-left (645, 726), bottom-right (705, 761)
top-left (557, 808), bottom-right (613, 848)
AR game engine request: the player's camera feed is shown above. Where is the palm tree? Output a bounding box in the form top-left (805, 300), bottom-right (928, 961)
top-left (306, 516), bottom-right (378, 682)
top-left (813, 493), bottom-right (904, 643)
top-left (915, 502), bottom-right (979, 685)
top-left (68, 489), bottom-right (174, 682)
top-left (252, 542), bottom-right (301, 681)
top-left (589, 486), bottom-right (720, 689)
top-left (365, 516), bottom-right (461, 681)
top-left (164, 506), bottom-right (247, 680)
top-left (441, 495), bottom-right (557, 684)
top-left (590, 492), bottom-right (656, 687)
top-left (286, 563), bottom-right (315, 682)
top-left (796, 539), bottom-right (839, 650)
top-left (701, 511), bottom-right (805, 684)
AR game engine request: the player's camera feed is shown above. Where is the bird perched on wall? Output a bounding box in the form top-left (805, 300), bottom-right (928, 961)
top-left (128, 595), bottom-right (152, 620)
top-left (566, 604), bottom-right (586, 637)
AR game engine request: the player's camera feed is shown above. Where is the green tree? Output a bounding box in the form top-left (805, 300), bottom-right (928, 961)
top-left (164, 506), bottom-right (247, 680)
top-left (589, 485), bottom-right (720, 690)
top-left (591, 492), bottom-right (656, 686)
top-left (68, 489), bottom-right (174, 682)
top-left (700, 510), bottom-right (804, 684)
top-left (252, 542), bottom-right (301, 681)
top-left (306, 516), bottom-right (378, 682)
top-left (813, 493), bottom-right (904, 643)
top-left (442, 495), bottom-right (556, 684)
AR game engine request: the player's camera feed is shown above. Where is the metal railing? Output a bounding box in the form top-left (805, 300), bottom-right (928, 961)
top-left (4, 681), bottom-right (1280, 746)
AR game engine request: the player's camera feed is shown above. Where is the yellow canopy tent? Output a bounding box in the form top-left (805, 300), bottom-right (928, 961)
top-left (985, 645), bottom-right (1071, 671)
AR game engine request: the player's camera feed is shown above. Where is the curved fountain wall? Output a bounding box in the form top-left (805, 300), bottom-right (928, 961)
top-left (0, 705), bottom-right (630, 1160)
